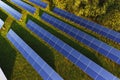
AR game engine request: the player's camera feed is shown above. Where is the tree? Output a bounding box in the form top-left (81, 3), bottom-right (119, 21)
top-left (48, 0), bottom-right (120, 30)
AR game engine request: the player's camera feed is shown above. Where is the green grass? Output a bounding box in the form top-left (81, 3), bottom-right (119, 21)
top-left (0, 35), bottom-right (42, 80)
top-left (10, 21), bottom-right (92, 80)
top-left (0, 10), bottom-right (8, 21)
top-left (0, 35), bottom-right (16, 80)
top-left (0, 0), bottom-right (120, 80)
top-left (27, 12), bottom-right (120, 78)
top-left (39, 8), bottom-right (120, 50)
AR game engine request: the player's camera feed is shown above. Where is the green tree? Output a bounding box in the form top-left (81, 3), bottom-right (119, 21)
top-left (48, 0), bottom-right (120, 30)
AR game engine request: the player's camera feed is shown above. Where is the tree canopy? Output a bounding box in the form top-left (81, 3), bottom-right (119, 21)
top-left (48, 0), bottom-right (120, 31)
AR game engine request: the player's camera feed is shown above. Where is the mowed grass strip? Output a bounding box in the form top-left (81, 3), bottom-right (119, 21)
top-left (0, 8), bottom-right (42, 80)
top-left (10, 21), bottom-right (92, 80)
top-left (0, 35), bottom-right (42, 80)
top-left (1, 0), bottom-right (120, 79)
top-left (25, 14), bottom-right (120, 78)
top-left (1, 0), bottom-right (92, 80)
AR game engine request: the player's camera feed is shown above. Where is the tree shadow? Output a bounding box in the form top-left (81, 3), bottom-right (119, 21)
top-left (0, 35), bottom-right (16, 80)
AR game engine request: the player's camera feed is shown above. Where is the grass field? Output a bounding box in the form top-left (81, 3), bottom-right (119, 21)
top-left (0, 0), bottom-right (120, 80)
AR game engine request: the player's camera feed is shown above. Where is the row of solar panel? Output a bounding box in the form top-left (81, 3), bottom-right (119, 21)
top-left (53, 7), bottom-right (120, 43)
top-left (7, 29), bottom-right (63, 80)
top-left (41, 13), bottom-right (120, 65)
top-left (0, 19), bottom-right (4, 29)
top-left (29, 0), bottom-right (47, 8)
top-left (0, 0), bottom-right (47, 20)
top-left (0, 68), bottom-right (7, 80)
top-left (2, 0), bottom-right (119, 79)
top-left (0, 1), bottom-right (22, 20)
top-left (26, 19), bottom-right (119, 80)
top-left (11, 0), bottom-right (36, 14)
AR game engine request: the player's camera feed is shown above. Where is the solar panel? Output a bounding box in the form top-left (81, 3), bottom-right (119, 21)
top-left (0, 68), bottom-right (7, 80)
top-left (53, 7), bottom-right (120, 43)
top-left (26, 20), bottom-right (119, 80)
top-left (0, 19), bottom-right (4, 29)
top-left (41, 13), bottom-right (120, 65)
top-left (11, 0), bottom-right (36, 14)
top-left (7, 29), bottom-right (63, 80)
top-left (0, 1), bottom-right (22, 20)
top-left (29, 0), bottom-right (47, 8)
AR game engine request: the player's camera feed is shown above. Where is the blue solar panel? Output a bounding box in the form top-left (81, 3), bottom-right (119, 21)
top-left (11, 0), bottom-right (36, 14)
top-left (115, 34), bottom-right (120, 43)
top-left (107, 53), bottom-right (119, 62)
top-left (26, 20), bottom-right (119, 80)
top-left (0, 1), bottom-right (22, 20)
top-left (7, 29), bottom-right (63, 80)
top-left (0, 19), bottom-right (4, 29)
top-left (100, 69), bottom-right (117, 80)
top-left (41, 13), bottom-right (120, 65)
top-left (29, 0), bottom-right (47, 8)
top-left (85, 67), bottom-right (98, 78)
top-left (53, 7), bottom-right (120, 43)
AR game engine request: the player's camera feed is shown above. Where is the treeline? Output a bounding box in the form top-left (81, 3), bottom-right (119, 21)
top-left (47, 0), bottom-right (120, 31)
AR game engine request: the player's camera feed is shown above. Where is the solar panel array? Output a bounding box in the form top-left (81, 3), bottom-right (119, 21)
top-left (0, 68), bottom-right (7, 80)
top-left (41, 13), bottom-right (120, 65)
top-left (26, 20), bottom-right (119, 80)
top-left (0, 1), bottom-right (22, 20)
top-left (53, 7), bottom-right (120, 43)
top-left (7, 29), bottom-right (63, 80)
top-left (1, 0), bottom-right (119, 79)
top-left (11, 0), bottom-right (36, 14)
top-left (29, 0), bottom-right (47, 8)
top-left (0, 19), bottom-right (4, 29)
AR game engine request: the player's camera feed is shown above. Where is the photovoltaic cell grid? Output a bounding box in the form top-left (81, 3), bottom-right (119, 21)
top-left (26, 20), bottom-right (119, 80)
top-left (0, 19), bottom-right (4, 29)
top-left (41, 13), bottom-right (120, 65)
top-left (53, 7), bottom-right (120, 43)
top-left (29, 0), bottom-right (47, 8)
top-left (11, 0), bottom-right (36, 14)
top-left (0, 68), bottom-right (7, 80)
top-left (0, 1), bottom-right (22, 20)
top-left (7, 29), bottom-right (63, 80)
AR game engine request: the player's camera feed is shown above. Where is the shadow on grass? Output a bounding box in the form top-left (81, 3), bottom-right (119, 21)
top-left (0, 10), bottom-right (8, 21)
top-left (49, 0), bottom-right (55, 10)
top-left (10, 21), bottom-right (55, 69)
top-left (25, 14), bottom-right (120, 78)
top-left (25, 14), bottom-right (103, 66)
top-left (0, 35), bottom-right (16, 80)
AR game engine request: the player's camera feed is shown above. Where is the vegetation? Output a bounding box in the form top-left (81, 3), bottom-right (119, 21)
top-left (47, 0), bottom-right (120, 31)
top-left (0, 0), bottom-right (120, 80)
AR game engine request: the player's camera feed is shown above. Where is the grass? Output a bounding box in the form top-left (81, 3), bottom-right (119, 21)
top-left (10, 20), bottom-right (92, 80)
top-left (0, 0), bottom-right (120, 80)
top-left (0, 35), bottom-right (42, 80)
top-left (39, 7), bottom-right (120, 50)
top-left (28, 11), bottom-right (120, 78)
top-left (0, 10), bottom-right (8, 21)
